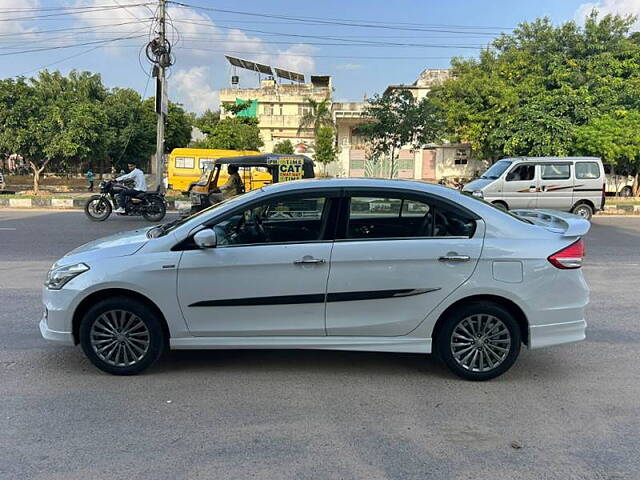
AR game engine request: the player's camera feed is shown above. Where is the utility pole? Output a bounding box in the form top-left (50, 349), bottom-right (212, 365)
top-left (149, 0), bottom-right (170, 191)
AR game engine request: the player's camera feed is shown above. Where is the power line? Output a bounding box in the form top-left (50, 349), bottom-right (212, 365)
top-left (0, 20), bottom-right (149, 37)
top-left (17, 45), bottom-right (105, 76)
top-left (0, 3), bottom-right (155, 21)
top-left (169, 19), bottom-right (488, 49)
top-left (0, 34), bottom-right (147, 56)
top-left (168, 2), bottom-right (512, 34)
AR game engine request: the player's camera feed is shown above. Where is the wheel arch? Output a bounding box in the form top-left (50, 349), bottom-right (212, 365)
top-left (491, 200), bottom-right (509, 210)
top-left (431, 294), bottom-right (529, 348)
top-left (72, 288), bottom-right (170, 346)
top-left (571, 198), bottom-right (595, 212)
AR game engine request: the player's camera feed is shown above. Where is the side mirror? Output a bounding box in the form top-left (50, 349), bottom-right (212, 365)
top-left (193, 228), bottom-right (217, 248)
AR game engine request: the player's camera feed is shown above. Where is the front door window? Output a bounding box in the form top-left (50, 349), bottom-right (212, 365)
top-left (176, 193), bottom-right (335, 337)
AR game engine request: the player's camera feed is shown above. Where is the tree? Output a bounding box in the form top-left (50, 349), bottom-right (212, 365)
top-left (297, 97), bottom-right (334, 135)
top-left (103, 88), bottom-right (155, 171)
top-left (141, 98), bottom-right (193, 156)
top-left (575, 110), bottom-right (640, 195)
top-left (192, 109), bottom-right (220, 136)
top-left (0, 71), bottom-right (108, 192)
top-left (196, 117), bottom-right (264, 151)
top-left (314, 127), bottom-right (338, 176)
top-left (430, 12), bottom-right (640, 160)
top-left (356, 90), bottom-right (443, 178)
top-left (273, 139), bottom-right (294, 154)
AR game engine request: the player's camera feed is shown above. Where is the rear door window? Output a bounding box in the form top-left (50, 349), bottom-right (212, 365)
top-left (346, 195), bottom-right (475, 239)
top-left (541, 163), bottom-right (570, 180)
top-left (575, 162), bottom-right (600, 179)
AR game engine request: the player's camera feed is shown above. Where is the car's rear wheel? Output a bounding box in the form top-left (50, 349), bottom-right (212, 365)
top-left (436, 302), bottom-right (521, 381)
top-left (571, 202), bottom-right (593, 220)
top-left (79, 297), bottom-right (165, 375)
top-left (142, 196), bottom-right (166, 222)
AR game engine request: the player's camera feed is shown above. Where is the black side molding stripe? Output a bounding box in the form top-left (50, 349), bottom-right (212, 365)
top-left (188, 288), bottom-right (440, 307)
top-left (327, 288), bottom-right (440, 302)
top-left (190, 293), bottom-right (325, 307)
top-left (573, 188), bottom-right (603, 192)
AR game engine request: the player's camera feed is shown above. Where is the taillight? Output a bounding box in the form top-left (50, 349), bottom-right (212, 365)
top-left (548, 239), bottom-right (585, 269)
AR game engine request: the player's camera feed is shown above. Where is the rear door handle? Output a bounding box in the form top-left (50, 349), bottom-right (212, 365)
top-left (294, 257), bottom-right (326, 265)
top-left (438, 255), bottom-right (470, 263)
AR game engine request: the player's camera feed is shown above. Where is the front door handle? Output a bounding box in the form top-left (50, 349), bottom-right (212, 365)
top-left (294, 257), bottom-right (326, 265)
top-left (438, 255), bottom-right (470, 263)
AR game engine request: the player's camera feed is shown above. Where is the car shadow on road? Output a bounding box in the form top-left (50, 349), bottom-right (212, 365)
top-left (153, 348), bottom-right (452, 379)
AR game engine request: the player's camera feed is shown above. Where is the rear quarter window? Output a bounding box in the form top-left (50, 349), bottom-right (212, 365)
top-left (575, 162), bottom-right (601, 179)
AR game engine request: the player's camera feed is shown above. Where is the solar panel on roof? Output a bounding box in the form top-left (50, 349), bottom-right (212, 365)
top-left (274, 68), bottom-right (305, 83)
top-left (225, 55), bottom-right (273, 76)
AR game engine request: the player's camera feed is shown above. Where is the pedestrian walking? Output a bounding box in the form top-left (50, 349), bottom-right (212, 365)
top-left (86, 168), bottom-right (95, 192)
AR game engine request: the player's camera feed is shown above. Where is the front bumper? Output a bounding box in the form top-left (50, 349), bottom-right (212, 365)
top-left (528, 319), bottom-right (587, 349)
top-left (39, 312), bottom-right (74, 345)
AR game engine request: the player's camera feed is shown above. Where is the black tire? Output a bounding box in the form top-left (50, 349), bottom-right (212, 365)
top-left (436, 301), bottom-right (521, 381)
top-left (492, 200), bottom-right (508, 211)
top-left (79, 297), bottom-right (166, 375)
top-left (571, 202), bottom-right (593, 220)
top-left (620, 186), bottom-right (632, 198)
top-left (84, 196), bottom-right (112, 221)
top-left (142, 196), bottom-right (166, 222)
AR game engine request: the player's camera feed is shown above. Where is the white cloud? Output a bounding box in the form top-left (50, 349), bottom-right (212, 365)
top-left (576, 0), bottom-right (640, 29)
top-left (66, 1), bottom-right (318, 110)
top-left (172, 66), bottom-right (219, 114)
top-left (0, 0), bottom-right (39, 35)
top-left (334, 63), bottom-right (363, 71)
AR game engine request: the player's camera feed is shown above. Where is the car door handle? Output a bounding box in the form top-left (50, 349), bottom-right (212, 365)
top-left (438, 255), bottom-right (470, 263)
top-left (294, 257), bottom-right (326, 265)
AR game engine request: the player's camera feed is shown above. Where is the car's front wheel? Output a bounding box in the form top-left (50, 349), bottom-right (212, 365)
top-left (436, 302), bottom-right (521, 381)
top-left (79, 297), bottom-right (165, 375)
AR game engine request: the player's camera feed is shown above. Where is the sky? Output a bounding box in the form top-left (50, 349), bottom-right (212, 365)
top-left (1, 0), bottom-right (639, 114)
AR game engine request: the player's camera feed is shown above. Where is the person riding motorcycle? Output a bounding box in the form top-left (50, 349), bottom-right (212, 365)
top-left (209, 165), bottom-right (244, 204)
top-left (114, 162), bottom-right (146, 214)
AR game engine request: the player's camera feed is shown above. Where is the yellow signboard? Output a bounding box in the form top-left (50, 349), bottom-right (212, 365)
top-left (277, 157), bottom-right (305, 182)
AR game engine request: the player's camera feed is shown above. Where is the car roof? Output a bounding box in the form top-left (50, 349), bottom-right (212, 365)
top-left (504, 156), bottom-right (602, 164)
top-left (258, 177), bottom-right (463, 199)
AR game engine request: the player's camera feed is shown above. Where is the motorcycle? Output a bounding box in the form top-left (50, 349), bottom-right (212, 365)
top-left (84, 180), bottom-right (167, 222)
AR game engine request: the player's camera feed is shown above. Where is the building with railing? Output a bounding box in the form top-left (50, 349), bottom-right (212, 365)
top-left (219, 76), bottom-right (332, 153)
top-left (218, 67), bottom-right (485, 181)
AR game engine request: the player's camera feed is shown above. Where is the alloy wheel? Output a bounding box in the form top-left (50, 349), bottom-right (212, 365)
top-left (90, 310), bottom-right (150, 367)
top-left (450, 314), bottom-right (512, 373)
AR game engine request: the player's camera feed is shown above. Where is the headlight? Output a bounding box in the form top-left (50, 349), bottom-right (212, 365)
top-left (190, 192), bottom-right (201, 204)
top-left (45, 263), bottom-right (89, 290)
top-left (472, 190), bottom-right (484, 198)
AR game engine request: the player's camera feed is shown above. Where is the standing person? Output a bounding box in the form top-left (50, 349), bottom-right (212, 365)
top-left (113, 162), bottom-right (147, 214)
top-left (86, 168), bottom-right (95, 192)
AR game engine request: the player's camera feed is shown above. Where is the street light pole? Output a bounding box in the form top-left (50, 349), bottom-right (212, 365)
top-left (154, 0), bottom-right (167, 191)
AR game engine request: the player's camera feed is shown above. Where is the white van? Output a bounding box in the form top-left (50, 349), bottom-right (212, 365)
top-left (604, 164), bottom-right (634, 197)
top-left (463, 157), bottom-right (605, 219)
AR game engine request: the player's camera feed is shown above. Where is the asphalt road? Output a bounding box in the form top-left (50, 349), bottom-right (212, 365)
top-left (1, 210), bottom-right (639, 480)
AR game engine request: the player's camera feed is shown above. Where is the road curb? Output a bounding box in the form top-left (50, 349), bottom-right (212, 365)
top-left (0, 197), bottom-right (189, 211)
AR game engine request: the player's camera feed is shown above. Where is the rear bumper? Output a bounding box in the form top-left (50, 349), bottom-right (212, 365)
top-left (528, 319), bottom-right (586, 349)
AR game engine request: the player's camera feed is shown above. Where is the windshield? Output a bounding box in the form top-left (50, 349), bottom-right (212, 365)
top-left (196, 166), bottom-right (214, 185)
top-left (147, 188), bottom-right (265, 238)
top-left (480, 160), bottom-right (512, 179)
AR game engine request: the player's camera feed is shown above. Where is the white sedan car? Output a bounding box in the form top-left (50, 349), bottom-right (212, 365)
top-left (40, 178), bottom-right (589, 380)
